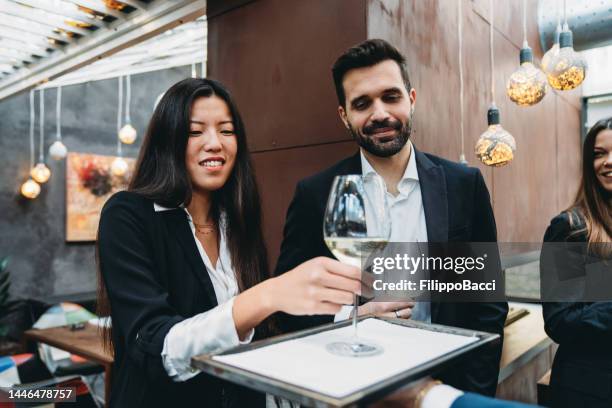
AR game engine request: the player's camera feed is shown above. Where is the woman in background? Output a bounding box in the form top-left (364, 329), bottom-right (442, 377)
top-left (542, 117), bottom-right (612, 408)
top-left (96, 78), bottom-right (364, 407)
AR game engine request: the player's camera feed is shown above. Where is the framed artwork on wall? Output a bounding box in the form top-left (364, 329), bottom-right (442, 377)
top-left (66, 152), bottom-right (135, 242)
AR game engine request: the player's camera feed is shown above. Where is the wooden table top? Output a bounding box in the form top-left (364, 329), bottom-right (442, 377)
top-left (499, 302), bottom-right (553, 382)
top-left (24, 323), bottom-right (113, 365)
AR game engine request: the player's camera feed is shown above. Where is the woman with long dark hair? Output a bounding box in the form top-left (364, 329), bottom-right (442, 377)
top-left (96, 78), bottom-right (362, 407)
top-left (542, 117), bottom-right (612, 408)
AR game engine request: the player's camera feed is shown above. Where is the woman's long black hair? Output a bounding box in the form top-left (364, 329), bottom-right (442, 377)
top-left (98, 78), bottom-right (271, 349)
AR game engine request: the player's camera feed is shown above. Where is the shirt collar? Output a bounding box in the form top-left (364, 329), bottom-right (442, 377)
top-left (360, 141), bottom-right (419, 185)
top-left (153, 202), bottom-right (182, 212)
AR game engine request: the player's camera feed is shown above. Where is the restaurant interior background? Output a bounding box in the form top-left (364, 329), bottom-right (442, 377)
top-left (0, 0), bottom-right (612, 405)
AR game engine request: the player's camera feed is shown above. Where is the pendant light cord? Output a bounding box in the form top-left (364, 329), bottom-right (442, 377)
top-left (56, 87), bottom-right (62, 141)
top-left (563, 0), bottom-right (568, 29)
top-left (125, 75), bottom-right (131, 123)
top-left (29, 90), bottom-right (35, 169)
top-left (39, 89), bottom-right (44, 162)
top-left (191, 63), bottom-right (197, 78)
top-left (522, 0), bottom-right (528, 47)
top-left (489, 0), bottom-right (495, 106)
top-left (117, 76), bottom-right (123, 157)
top-left (458, 0), bottom-right (465, 159)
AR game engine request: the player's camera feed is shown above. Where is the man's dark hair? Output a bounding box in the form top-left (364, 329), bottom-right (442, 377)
top-left (332, 39), bottom-right (412, 107)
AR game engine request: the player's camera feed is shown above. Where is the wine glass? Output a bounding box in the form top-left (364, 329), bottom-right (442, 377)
top-left (323, 174), bottom-right (390, 357)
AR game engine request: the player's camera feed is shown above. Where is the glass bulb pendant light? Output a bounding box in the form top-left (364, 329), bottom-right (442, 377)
top-left (118, 75), bottom-right (137, 144)
top-left (49, 86), bottom-right (67, 160)
top-left (31, 163), bottom-right (51, 183)
top-left (111, 157), bottom-right (128, 176)
top-left (22, 90), bottom-right (42, 199)
top-left (476, 106), bottom-right (516, 167)
top-left (118, 124), bottom-right (137, 144)
top-left (21, 178), bottom-right (41, 199)
top-left (476, 0), bottom-right (516, 167)
top-left (49, 140), bottom-right (67, 160)
top-left (506, 45), bottom-right (547, 106)
top-left (32, 89), bottom-right (51, 183)
top-left (506, 0), bottom-right (546, 106)
top-left (546, 27), bottom-right (587, 90)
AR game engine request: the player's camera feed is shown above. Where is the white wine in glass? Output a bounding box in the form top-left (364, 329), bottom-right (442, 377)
top-left (323, 174), bottom-right (390, 357)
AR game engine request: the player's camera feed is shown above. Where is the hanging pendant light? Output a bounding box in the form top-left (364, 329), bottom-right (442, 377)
top-left (22, 90), bottom-right (41, 199)
top-left (546, 26), bottom-right (587, 90)
top-left (21, 178), bottom-right (41, 199)
top-left (31, 89), bottom-right (51, 183)
top-left (118, 75), bottom-right (137, 144)
top-left (546, 0), bottom-right (587, 90)
top-left (476, 105), bottom-right (516, 167)
top-left (506, 0), bottom-right (547, 106)
top-left (112, 76), bottom-right (128, 176)
top-left (476, 0), bottom-right (515, 167)
top-left (49, 86), bottom-right (67, 160)
top-left (506, 45), bottom-right (547, 106)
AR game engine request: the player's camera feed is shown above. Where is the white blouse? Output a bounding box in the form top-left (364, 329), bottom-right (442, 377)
top-left (155, 203), bottom-right (254, 382)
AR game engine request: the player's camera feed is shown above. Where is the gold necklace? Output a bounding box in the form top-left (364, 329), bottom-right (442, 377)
top-left (193, 222), bottom-right (216, 235)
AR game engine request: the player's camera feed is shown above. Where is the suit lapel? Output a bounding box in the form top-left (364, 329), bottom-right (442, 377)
top-left (415, 148), bottom-right (448, 243)
top-left (161, 209), bottom-right (218, 308)
top-left (414, 149), bottom-right (448, 323)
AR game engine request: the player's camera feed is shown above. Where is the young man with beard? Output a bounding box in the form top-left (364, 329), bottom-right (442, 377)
top-left (274, 39), bottom-right (508, 396)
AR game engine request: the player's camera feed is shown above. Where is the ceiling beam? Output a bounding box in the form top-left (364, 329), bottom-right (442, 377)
top-left (0, 0), bottom-right (207, 101)
top-left (0, 21), bottom-right (76, 43)
top-left (116, 0), bottom-right (148, 10)
top-left (0, 3), bottom-right (91, 36)
top-left (65, 0), bottom-right (127, 20)
top-left (0, 28), bottom-right (65, 51)
top-left (7, 0), bottom-right (105, 28)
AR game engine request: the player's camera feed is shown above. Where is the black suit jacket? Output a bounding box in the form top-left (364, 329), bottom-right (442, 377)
top-left (97, 191), bottom-right (264, 408)
top-left (541, 212), bottom-right (612, 407)
top-left (274, 148), bottom-right (508, 396)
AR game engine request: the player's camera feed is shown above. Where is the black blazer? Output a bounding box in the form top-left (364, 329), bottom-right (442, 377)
top-left (274, 148), bottom-right (508, 396)
top-left (541, 212), bottom-right (612, 408)
top-left (97, 191), bottom-right (264, 408)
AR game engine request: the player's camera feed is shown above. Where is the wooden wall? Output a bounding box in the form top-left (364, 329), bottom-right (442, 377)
top-left (368, 0), bottom-right (582, 242)
top-left (207, 0), bottom-right (583, 265)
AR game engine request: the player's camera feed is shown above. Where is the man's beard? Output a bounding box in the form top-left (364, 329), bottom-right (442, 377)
top-left (348, 117), bottom-right (412, 158)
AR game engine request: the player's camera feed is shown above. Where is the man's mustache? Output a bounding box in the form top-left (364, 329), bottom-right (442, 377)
top-left (362, 119), bottom-right (403, 136)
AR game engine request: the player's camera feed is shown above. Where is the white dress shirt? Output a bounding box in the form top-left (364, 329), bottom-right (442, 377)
top-left (154, 203), bottom-right (254, 382)
top-left (335, 142), bottom-right (431, 323)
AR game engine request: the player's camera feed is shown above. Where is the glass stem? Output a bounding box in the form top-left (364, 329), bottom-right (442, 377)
top-left (352, 293), bottom-right (359, 339)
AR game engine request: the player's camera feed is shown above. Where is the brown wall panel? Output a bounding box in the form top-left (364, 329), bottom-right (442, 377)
top-left (252, 142), bottom-right (358, 266)
top-left (207, 0), bottom-right (366, 152)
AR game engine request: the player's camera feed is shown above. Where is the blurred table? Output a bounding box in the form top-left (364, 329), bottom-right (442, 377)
top-left (497, 302), bottom-right (556, 403)
top-left (23, 323), bottom-right (113, 406)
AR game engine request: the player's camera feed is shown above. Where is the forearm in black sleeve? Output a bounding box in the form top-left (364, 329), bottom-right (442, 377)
top-left (98, 198), bottom-right (184, 383)
top-left (541, 216), bottom-right (612, 344)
